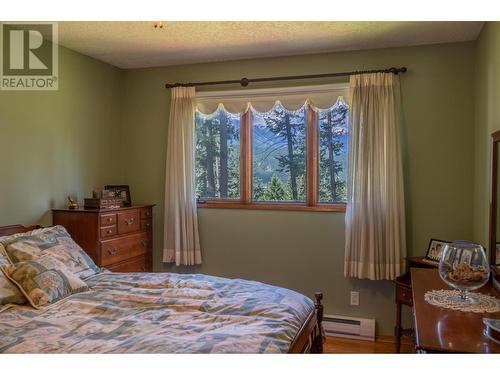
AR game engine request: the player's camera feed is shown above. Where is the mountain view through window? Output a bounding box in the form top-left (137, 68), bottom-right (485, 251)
top-left (252, 104), bottom-right (307, 202)
top-left (195, 90), bottom-right (349, 209)
top-left (318, 99), bottom-right (349, 203)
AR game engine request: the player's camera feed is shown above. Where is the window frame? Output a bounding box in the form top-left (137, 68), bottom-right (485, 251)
top-left (196, 87), bottom-right (348, 213)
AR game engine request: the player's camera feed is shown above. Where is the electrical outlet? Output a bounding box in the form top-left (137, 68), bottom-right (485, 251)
top-left (350, 291), bottom-right (360, 306)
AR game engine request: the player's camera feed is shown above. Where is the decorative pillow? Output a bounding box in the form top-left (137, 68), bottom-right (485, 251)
top-left (0, 244), bottom-right (27, 311)
top-left (1, 225), bottom-right (99, 279)
top-left (1, 255), bottom-right (89, 308)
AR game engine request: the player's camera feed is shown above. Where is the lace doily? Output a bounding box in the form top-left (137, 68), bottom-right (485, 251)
top-left (424, 289), bottom-right (500, 313)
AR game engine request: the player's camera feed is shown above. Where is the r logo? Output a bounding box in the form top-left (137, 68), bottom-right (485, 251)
top-left (9, 29), bottom-right (49, 70)
top-left (1, 22), bottom-right (58, 90)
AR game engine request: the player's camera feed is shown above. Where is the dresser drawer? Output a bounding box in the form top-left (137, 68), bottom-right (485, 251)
top-left (141, 218), bottom-right (152, 231)
top-left (117, 210), bottom-right (140, 234)
top-left (100, 232), bottom-right (150, 266)
top-left (140, 207), bottom-right (152, 219)
top-left (396, 284), bottom-right (413, 306)
top-left (107, 256), bottom-right (149, 273)
top-left (100, 213), bottom-right (116, 226)
top-left (100, 225), bottom-right (117, 238)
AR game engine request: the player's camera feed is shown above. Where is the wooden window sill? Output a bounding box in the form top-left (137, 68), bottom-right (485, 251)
top-left (197, 201), bottom-right (346, 212)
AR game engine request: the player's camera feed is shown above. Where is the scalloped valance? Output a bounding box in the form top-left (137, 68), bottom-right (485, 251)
top-left (195, 83), bottom-right (349, 115)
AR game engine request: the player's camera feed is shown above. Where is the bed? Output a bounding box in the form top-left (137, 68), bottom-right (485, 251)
top-left (0, 224), bottom-right (324, 354)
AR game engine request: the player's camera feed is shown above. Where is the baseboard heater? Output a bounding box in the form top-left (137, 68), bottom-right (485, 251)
top-left (323, 315), bottom-right (376, 341)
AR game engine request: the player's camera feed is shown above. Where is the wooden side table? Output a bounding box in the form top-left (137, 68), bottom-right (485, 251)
top-left (394, 256), bottom-right (438, 353)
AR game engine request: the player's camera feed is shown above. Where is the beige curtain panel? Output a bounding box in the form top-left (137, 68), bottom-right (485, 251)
top-left (163, 87), bottom-right (202, 266)
top-left (344, 73), bottom-right (406, 280)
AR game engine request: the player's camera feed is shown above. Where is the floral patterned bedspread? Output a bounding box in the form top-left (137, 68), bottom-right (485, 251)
top-left (0, 272), bottom-right (314, 353)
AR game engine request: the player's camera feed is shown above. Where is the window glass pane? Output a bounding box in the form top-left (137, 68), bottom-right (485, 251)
top-left (195, 108), bottom-right (240, 200)
top-left (252, 104), bottom-right (307, 202)
top-left (318, 98), bottom-right (349, 203)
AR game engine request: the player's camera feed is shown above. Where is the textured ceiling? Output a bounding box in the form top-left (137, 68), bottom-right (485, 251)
top-left (56, 21), bottom-right (484, 69)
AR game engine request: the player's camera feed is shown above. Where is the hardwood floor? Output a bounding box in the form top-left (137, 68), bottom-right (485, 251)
top-left (323, 336), bottom-right (415, 354)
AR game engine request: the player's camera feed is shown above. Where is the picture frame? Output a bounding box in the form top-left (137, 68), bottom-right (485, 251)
top-left (104, 185), bottom-right (131, 206)
top-left (425, 238), bottom-right (451, 262)
top-left (458, 249), bottom-right (472, 264)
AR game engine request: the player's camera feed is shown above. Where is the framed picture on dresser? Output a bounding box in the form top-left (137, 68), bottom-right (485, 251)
top-left (105, 185), bottom-right (131, 206)
top-left (425, 238), bottom-right (451, 262)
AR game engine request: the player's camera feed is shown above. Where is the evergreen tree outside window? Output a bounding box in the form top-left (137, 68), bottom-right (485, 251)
top-left (252, 104), bottom-right (307, 202)
top-left (194, 85), bottom-right (348, 211)
top-left (195, 108), bottom-right (240, 200)
top-left (318, 99), bottom-right (349, 203)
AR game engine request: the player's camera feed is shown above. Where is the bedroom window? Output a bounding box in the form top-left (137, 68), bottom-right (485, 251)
top-left (252, 104), bottom-right (307, 202)
top-left (195, 109), bottom-right (241, 200)
top-left (195, 84), bottom-right (348, 212)
top-left (318, 102), bottom-right (349, 203)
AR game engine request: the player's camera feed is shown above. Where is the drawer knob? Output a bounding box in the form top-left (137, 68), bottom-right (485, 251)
top-left (107, 218), bottom-right (113, 222)
top-left (107, 230), bottom-right (113, 234)
top-left (125, 218), bottom-right (135, 225)
top-left (108, 247), bottom-right (118, 255)
top-left (141, 240), bottom-right (147, 247)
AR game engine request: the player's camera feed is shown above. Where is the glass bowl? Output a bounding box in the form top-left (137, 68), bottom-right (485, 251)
top-left (438, 241), bottom-right (490, 303)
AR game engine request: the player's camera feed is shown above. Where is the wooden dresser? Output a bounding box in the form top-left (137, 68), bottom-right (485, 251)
top-left (412, 268), bottom-right (500, 353)
top-left (52, 205), bottom-right (154, 272)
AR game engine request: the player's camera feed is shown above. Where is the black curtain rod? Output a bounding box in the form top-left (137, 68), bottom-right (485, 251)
top-left (164, 66), bottom-right (407, 89)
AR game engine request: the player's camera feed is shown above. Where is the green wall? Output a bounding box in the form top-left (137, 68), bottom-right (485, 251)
top-left (0, 46), bottom-right (124, 226)
top-left (121, 42), bottom-right (476, 335)
top-left (474, 22), bottom-right (500, 249)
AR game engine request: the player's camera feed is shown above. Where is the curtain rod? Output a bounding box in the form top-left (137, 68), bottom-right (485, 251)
top-left (164, 67), bottom-right (407, 89)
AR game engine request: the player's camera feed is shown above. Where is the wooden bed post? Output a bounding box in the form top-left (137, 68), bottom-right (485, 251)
top-left (312, 292), bottom-right (324, 353)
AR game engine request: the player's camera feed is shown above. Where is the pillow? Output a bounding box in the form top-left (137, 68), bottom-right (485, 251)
top-left (0, 244), bottom-right (27, 311)
top-left (1, 255), bottom-right (89, 308)
top-left (1, 225), bottom-right (99, 279)
top-left (0, 243), bottom-right (9, 265)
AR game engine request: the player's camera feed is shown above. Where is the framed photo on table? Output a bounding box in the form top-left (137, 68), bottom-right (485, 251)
top-left (425, 238), bottom-right (451, 262)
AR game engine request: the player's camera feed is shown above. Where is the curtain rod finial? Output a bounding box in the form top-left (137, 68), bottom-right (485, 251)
top-left (240, 78), bottom-right (249, 87)
top-left (390, 67), bottom-right (407, 75)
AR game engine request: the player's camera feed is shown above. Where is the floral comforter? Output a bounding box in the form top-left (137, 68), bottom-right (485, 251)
top-left (0, 272), bottom-right (314, 353)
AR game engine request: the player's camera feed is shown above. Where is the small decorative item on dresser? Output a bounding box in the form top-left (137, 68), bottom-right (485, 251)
top-left (84, 197), bottom-right (123, 209)
top-left (67, 196), bottom-right (79, 210)
top-left (105, 185), bottom-right (132, 206)
top-left (425, 238), bottom-right (451, 262)
top-left (438, 241), bottom-right (490, 304)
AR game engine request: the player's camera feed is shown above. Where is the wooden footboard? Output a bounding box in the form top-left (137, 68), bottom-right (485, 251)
top-left (288, 292), bottom-right (324, 353)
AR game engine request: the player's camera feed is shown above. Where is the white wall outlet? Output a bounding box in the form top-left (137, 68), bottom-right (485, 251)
top-left (350, 291), bottom-right (360, 306)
